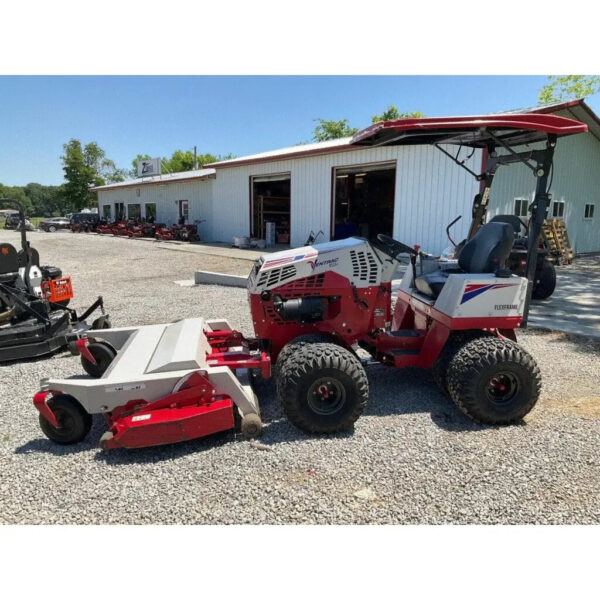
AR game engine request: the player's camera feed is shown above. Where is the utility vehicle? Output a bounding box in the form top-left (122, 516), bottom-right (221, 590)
top-left (32, 113), bottom-right (587, 449)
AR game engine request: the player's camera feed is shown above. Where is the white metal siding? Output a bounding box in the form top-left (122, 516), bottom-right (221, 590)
top-left (211, 145), bottom-right (481, 252)
top-left (488, 132), bottom-right (600, 254)
top-left (97, 179), bottom-right (214, 240)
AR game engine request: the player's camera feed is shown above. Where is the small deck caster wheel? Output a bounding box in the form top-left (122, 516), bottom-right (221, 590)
top-left (39, 394), bottom-right (92, 445)
top-left (91, 316), bottom-right (112, 330)
top-left (81, 342), bottom-right (116, 378)
top-left (99, 431), bottom-right (114, 450)
top-left (241, 413), bottom-right (262, 440)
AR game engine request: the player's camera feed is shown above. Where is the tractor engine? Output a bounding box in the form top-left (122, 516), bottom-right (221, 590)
top-left (247, 237), bottom-right (399, 360)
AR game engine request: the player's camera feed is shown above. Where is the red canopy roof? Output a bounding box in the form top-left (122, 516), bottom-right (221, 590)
top-left (351, 113), bottom-right (588, 148)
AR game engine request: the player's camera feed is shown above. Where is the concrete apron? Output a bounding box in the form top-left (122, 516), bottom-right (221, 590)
top-left (527, 266), bottom-right (600, 341)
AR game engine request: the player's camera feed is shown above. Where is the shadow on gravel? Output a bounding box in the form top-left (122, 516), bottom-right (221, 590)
top-left (14, 360), bottom-right (506, 462)
top-left (360, 362), bottom-right (504, 433)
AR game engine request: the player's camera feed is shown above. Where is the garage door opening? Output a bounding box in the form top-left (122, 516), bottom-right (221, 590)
top-left (333, 162), bottom-right (396, 241)
top-left (251, 174), bottom-right (291, 244)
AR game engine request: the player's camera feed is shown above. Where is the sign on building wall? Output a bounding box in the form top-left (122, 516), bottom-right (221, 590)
top-left (137, 157), bottom-right (161, 178)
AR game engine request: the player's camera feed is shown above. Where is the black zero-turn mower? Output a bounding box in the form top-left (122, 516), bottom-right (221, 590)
top-left (0, 198), bottom-right (110, 362)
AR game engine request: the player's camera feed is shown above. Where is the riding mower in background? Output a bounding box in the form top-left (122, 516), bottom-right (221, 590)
top-left (0, 198), bottom-right (110, 362)
top-left (32, 113), bottom-right (587, 450)
top-left (444, 214), bottom-right (557, 299)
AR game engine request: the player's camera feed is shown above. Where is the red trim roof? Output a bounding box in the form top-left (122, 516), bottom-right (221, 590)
top-left (351, 113), bottom-right (588, 148)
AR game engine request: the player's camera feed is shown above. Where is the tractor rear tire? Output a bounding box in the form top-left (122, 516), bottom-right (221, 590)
top-left (446, 337), bottom-right (541, 425)
top-left (532, 259), bottom-right (556, 300)
top-left (431, 330), bottom-right (493, 395)
top-left (39, 394), bottom-right (92, 445)
top-left (81, 342), bottom-right (116, 378)
top-left (277, 343), bottom-right (368, 434)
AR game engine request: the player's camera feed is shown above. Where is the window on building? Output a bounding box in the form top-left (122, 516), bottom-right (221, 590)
top-left (513, 198), bottom-right (529, 217)
top-left (127, 203), bottom-right (141, 221)
top-left (114, 202), bottom-right (125, 221)
top-left (584, 203), bottom-right (595, 220)
top-left (552, 201), bottom-right (565, 218)
top-left (102, 204), bottom-right (111, 220)
top-left (145, 203), bottom-right (157, 222)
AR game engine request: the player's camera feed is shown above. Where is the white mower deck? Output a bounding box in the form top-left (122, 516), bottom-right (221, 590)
top-left (37, 318), bottom-right (263, 449)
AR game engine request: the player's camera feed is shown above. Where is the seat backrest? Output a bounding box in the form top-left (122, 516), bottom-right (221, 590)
top-left (0, 243), bottom-right (19, 275)
top-left (489, 214), bottom-right (523, 236)
top-left (458, 222), bottom-right (513, 273)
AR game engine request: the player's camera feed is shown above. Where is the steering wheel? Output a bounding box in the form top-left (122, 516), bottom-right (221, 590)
top-left (376, 234), bottom-right (418, 259)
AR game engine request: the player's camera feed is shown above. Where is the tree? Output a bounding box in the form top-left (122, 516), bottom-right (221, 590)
top-left (372, 105), bottom-right (425, 123)
top-left (61, 139), bottom-right (125, 210)
top-left (538, 75), bottom-right (600, 105)
top-left (0, 183), bottom-right (34, 215)
top-left (312, 118), bottom-right (359, 142)
top-left (161, 150), bottom-right (218, 173)
top-left (23, 182), bottom-right (73, 216)
top-left (131, 150), bottom-right (223, 176)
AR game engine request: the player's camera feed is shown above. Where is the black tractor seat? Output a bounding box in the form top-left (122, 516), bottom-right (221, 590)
top-left (0, 244), bottom-right (20, 285)
top-left (415, 222), bottom-right (514, 299)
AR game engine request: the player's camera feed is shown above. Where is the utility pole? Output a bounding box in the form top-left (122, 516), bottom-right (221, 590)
top-left (193, 146), bottom-right (198, 170)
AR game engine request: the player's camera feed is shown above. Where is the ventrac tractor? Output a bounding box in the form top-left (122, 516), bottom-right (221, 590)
top-left (33, 113), bottom-right (587, 450)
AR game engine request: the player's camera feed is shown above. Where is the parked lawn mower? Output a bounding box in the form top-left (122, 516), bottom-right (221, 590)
top-left (0, 198), bottom-right (110, 362)
top-left (444, 214), bottom-right (557, 299)
top-left (33, 113), bottom-right (587, 450)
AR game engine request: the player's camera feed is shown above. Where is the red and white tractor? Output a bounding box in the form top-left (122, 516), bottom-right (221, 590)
top-left (32, 113), bottom-right (588, 449)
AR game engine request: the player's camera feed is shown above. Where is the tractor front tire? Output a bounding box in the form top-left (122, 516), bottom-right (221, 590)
top-left (275, 333), bottom-right (337, 376)
top-left (431, 330), bottom-right (493, 395)
top-left (532, 259), bottom-right (556, 300)
top-left (39, 394), bottom-right (92, 445)
top-left (277, 343), bottom-right (368, 434)
top-left (446, 337), bottom-right (541, 425)
top-left (81, 342), bottom-right (116, 378)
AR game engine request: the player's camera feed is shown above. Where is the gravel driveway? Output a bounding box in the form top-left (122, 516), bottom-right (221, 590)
top-left (1, 230), bottom-right (599, 524)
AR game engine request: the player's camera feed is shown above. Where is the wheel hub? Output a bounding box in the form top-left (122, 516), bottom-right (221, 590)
top-left (486, 371), bottom-right (520, 404)
top-left (307, 378), bottom-right (346, 415)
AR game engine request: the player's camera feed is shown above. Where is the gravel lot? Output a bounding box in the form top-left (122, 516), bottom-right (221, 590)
top-left (1, 230), bottom-right (599, 524)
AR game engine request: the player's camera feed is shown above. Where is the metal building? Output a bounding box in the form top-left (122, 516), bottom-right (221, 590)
top-left (94, 168), bottom-right (215, 241)
top-left (94, 99), bottom-right (600, 255)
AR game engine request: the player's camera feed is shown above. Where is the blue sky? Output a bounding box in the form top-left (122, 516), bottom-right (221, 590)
top-left (1, 76), bottom-right (598, 186)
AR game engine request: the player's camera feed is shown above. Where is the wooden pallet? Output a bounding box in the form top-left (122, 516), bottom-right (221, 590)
top-left (542, 218), bottom-right (574, 265)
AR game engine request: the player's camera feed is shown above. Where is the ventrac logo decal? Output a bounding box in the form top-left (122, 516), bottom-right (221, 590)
top-left (461, 283), bottom-right (518, 304)
top-left (308, 257), bottom-right (339, 271)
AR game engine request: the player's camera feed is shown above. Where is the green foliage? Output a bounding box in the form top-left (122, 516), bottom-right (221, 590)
top-left (0, 183), bottom-right (34, 215)
top-left (371, 105), bottom-right (425, 123)
top-left (23, 183), bottom-right (67, 216)
top-left (538, 75), bottom-right (600, 105)
top-left (162, 150), bottom-right (218, 173)
top-left (132, 150), bottom-right (225, 176)
top-left (61, 139), bottom-right (124, 210)
top-left (312, 118), bottom-right (359, 142)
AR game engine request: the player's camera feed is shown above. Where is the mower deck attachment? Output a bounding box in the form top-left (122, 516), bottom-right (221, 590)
top-left (34, 317), bottom-right (265, 449)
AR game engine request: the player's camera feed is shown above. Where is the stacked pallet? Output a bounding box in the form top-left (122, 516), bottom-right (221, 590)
top-left (542, 218), bottom-right (574, 265)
